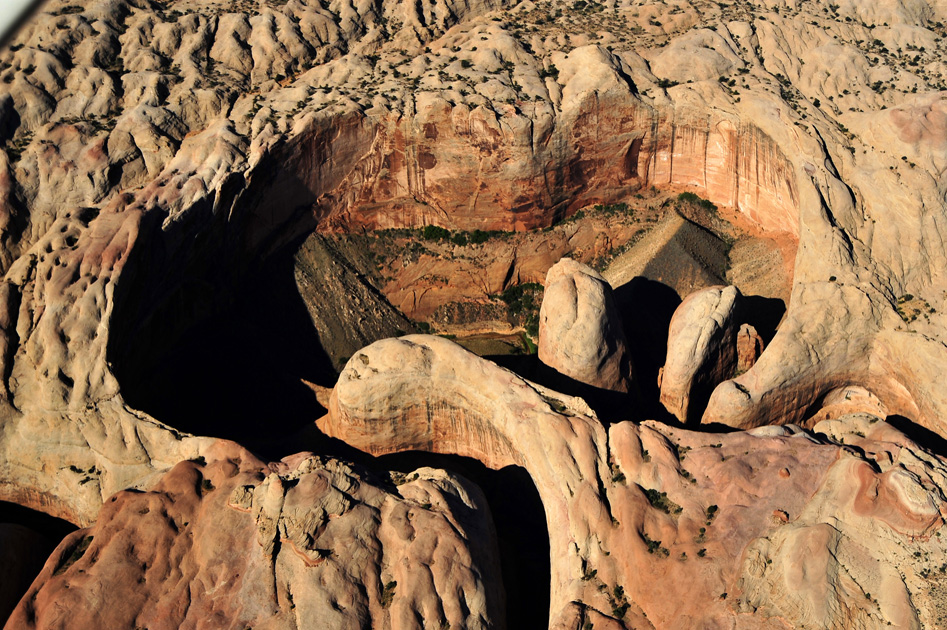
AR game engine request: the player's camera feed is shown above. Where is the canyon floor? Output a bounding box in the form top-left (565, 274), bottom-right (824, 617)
top-left (3, 0), bottom-right (947, 628)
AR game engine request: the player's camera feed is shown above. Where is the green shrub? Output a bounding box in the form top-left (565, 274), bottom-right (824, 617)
top-left (422, 225), bottom-right (450, 240)
top-left (644, 488), bottom-right (683, 514)
top-left (642, 532), bottom-right (669, 557)
top-left (677, 191), bottom-right (717, 212)
top-left (381, 581), bottom-right (397, 607)
top-left (469, 229), bottom-right (490, 244)
top-left (539, 64), bottom-right (559, 79)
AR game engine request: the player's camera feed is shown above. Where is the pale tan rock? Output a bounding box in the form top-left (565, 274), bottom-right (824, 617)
top-left (648, 28), bottom-right (743, 84)
top-left (538, 258), bottom-right (633, 394)
top-left (323, 335), bottom-right (947, 629)
top-left (660, 286), bottom-right (741, 425)
top-left (3, 2), bottom-right (947, 629)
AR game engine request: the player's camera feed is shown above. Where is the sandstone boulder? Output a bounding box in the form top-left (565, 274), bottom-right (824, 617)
top-left (538, 258), bottom-right (634, 395)
top-left (736, 323), bottom-right (764, 374)
top-left (660, 285), bottom-right (741, 425)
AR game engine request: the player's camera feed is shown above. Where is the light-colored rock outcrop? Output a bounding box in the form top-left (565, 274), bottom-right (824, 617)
top-left (324, 335), bottom-right (947, 629)
top-left (660, 286), bottom-right (741, 425)
top-left (2, 0), bottom-right (947, 628)
top-left (5, 442), bottom-right (504, 630)
top-left (538, 258), bottom-right (633, 394)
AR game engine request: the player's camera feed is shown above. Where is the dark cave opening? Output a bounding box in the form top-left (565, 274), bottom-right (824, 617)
top-left (0, 501), bottom-right (78, 625)
top-left (741, 294), bottom-right (786, 344)
top-left (613, 277), bottom-right (681, 421)
top-left (886, 414), bottom-right (947, 457)
top-left (112, 248), bottom-right (335, 459)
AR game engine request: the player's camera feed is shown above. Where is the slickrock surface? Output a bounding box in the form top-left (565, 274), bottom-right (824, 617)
top-left (660, 285), bottom-right (741, 425)
top-left (324, 335), bottom-right (947, 629)
top-left (2, 0), bottom-right (947, 627)
top-left (538, 259), bottom-right (633, 394)
top-left (6, 442), bottom-right (504, 630)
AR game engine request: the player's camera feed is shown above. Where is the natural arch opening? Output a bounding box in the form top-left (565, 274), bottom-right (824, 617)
top-left (105, 151), bottom-right (338, 457)
top-left (109, 240), bottom-right (334, 458)
top-left (0, 501), bottom-right (78, 625)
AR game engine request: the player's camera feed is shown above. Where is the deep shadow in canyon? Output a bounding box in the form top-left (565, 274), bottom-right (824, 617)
top-left (0, 501), bottom-right (78, 625)
top-left (614, 277), bottom-right (681, 422)
top-left (742, 294), bottom-right (786, 344)
top-left (106, 149), bottom-right (344, 459)
top-left (113, 248), bottom-right (334, 458)
top-left (887, 414), bottom-right (947, 457)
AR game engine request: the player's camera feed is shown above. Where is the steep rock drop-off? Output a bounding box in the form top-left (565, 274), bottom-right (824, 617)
top-left (2, 0), bottom-right (947, 628)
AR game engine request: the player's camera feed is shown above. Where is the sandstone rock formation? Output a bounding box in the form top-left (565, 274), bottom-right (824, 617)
top-left (323, 335), bottom-right (947, 629)
top-left (660, 285), bottom-right (741, 425)
top-left (2, 0), bottom-right (947, 628)
top-left (538, 258), bottom-right (633, 394)
top-left (6, 442), bottom-right (504, 630)
top-left (736, 323), bottom-right (764, 375)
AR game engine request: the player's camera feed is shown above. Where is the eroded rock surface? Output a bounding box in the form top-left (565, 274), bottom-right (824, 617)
top-left (324, 335), bottom-right (947, 629)
top-left (6, 442), bottom-right (504, 630)
top-left (2, 0), bottom-right (947, 628)
top-left (538, 259), bottom-right (634, 394)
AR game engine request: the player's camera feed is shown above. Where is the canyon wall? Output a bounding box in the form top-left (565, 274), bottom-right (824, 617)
top-left (313, 92), bottom-right (801, 238)
top-left (2, 0), bottom-right (947, 628)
